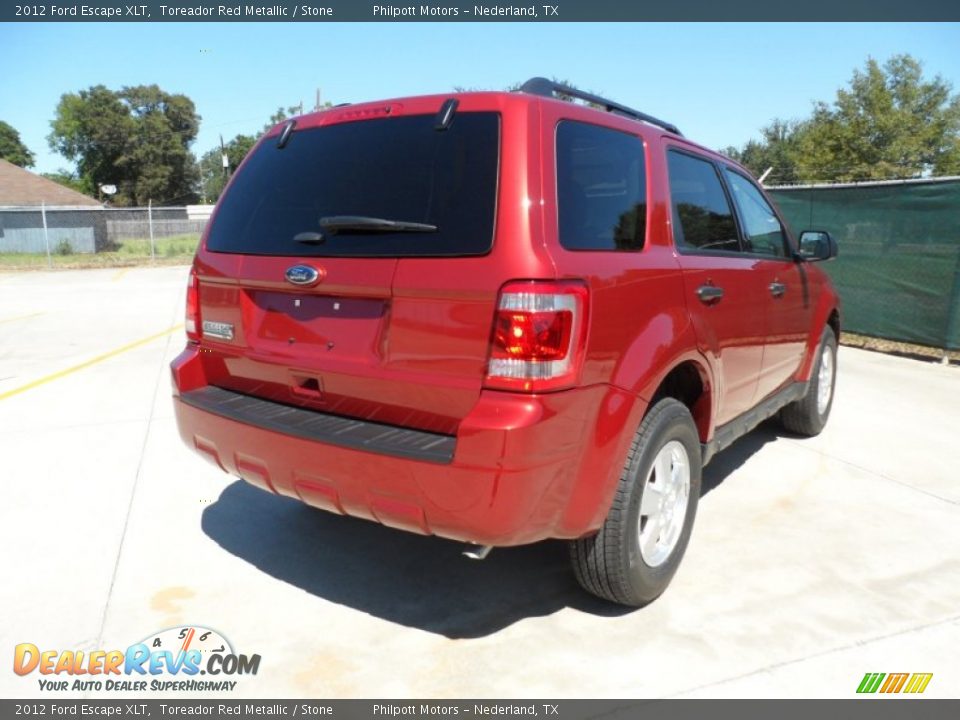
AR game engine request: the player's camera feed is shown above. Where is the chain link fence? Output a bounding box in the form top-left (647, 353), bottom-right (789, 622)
top-left (0, 205), bottom-right (209, 267)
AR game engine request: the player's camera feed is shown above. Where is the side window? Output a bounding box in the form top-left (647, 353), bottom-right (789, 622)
top-left (556, 121), bottom-right (646, 251)
top-left (723, 169), bottom-right (788, 258)
top-left (667, 150), bottom-right (740, 253)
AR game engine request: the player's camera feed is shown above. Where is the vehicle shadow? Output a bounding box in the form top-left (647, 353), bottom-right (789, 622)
top-left (201, 420), bottom-right (783, 638)
top-left (201, 481), bottom-right (631, 639)
top-left (700, 419), bottom-right (782, 496)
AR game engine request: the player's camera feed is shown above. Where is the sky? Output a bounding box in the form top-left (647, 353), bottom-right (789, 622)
top-left (1, 22), bottom-right (959, 177)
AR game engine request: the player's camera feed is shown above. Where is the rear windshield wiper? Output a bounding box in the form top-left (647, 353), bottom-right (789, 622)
top-left (318, 215), bottom-right (438, 234)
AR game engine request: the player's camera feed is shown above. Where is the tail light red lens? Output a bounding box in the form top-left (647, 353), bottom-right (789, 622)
top-left (485, 280), bottom-right (589, 392)
top-left (185, 266), bottom-right (201, 342)
top-left (494, 310), bottom-right (573, 361)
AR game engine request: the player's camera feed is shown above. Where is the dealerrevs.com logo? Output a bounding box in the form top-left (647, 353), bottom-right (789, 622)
top-left (13, 626), bottom-right (260, 692)
top-left (856, 672), bottom-right (933, 694)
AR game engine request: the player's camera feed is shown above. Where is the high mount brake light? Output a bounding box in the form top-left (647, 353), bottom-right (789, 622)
top-left (185, 266), bottom-right (201, 342)
top-left (485, 281), bottom-right (589, 392)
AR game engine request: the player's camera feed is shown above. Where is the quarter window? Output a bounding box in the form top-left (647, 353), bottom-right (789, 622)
top-left (723, 169), bottom-right (788, 258)
top-left (556, 121), bottom-right (647, 251)
top-left (667, 150), bottom-right (740, 253)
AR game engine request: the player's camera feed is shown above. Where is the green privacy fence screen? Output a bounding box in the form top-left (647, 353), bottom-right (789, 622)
top-left (768, 178), bottom-right (960, 351)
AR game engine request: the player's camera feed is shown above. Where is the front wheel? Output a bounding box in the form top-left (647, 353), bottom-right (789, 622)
top-left (570, 398), bottom-right (702, 607)
top-left (780, 326), bottom-right (837, 437)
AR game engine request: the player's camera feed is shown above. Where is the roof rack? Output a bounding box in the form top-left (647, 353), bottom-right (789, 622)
top-left (518, 77), bottom-right (682, 136)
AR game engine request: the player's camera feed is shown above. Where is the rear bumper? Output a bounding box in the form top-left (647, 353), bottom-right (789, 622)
top-left (171, 346), bottom-right (636, 546)
top-left (179, 385), bottom-right (457, 464)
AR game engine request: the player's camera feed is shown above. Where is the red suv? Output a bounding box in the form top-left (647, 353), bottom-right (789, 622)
top-left (172, 78), bottom-right (839, 606)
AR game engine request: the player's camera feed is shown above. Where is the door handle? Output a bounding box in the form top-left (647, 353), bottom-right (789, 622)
top-left (696, 285), bottom-right (724, 304)
top-left (769, 282), bottom-right (786, 298)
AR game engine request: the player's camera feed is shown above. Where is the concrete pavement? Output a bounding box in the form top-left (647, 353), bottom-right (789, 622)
top-left (1, 266), bottom-right (957, 699)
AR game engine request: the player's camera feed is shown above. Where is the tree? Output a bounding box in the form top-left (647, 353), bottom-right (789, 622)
top-left (793, 55), bottom-right (960, 182)
top-left (726, 55), bottom-right (960, 185)
top-left (266, 105), bottom-right (304, 130)
top-left (41, 169), bottom-right (93, 196)
top-left (0, 120), bottom-right (35, 167)
top-left (264, 102), bottom-right (333, 131)
top-left (721, 119), bottom-right (804, 184)
top-left (198, 134), bottom-right (256, 203)
top-left (197, 101), bottom-right (334, 203)
top-left (48, 84), bottom-right (201, 206)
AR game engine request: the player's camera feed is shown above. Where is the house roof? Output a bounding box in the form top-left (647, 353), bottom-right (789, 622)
top-left (0, 159), bottom-right (101, 207)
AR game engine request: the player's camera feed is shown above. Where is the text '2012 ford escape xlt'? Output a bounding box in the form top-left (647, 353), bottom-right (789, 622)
top-left (172, 78), bottom-right (840, 606)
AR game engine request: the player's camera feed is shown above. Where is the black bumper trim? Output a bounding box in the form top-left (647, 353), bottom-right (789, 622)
top-left (179, 386), bottom-right (456, 464)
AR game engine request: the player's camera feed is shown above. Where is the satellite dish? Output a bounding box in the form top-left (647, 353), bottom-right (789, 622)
top-left (100, 184), bottom-right (117, 195)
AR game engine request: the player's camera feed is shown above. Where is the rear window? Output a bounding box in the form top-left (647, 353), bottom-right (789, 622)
top-left (206, 112), bottom-right (500, 257)
top-left (556, 121), bottom-right (647, 251)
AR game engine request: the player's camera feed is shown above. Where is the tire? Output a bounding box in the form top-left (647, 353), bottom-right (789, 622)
top-left (570, 398), bottom-right (702, 607)
top-left (779, 326), bottom-right (837, 437)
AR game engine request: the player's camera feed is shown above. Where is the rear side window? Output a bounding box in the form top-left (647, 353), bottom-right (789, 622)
top-left (667, 150), bottom-right (740, 253)
top-left (206, 113), bottom-right (500, 257)
top-left (556, 121), bottom-right (646, 251)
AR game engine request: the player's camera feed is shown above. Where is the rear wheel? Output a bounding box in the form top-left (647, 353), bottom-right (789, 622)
top-left (780, 326), bottom-right (837, 437)
top-left (570, 398), bottom-right (701, 606)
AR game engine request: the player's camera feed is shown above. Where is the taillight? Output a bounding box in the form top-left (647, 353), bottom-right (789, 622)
top-left (185, 266), bottom-right (201, 342)
top-left (485, 280), bottom-right (589, 392)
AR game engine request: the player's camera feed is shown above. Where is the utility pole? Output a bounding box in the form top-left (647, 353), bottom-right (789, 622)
top-left (219, 134), bottom-right (230, 179)
top-left (41, 201), bottom-right (51, 269)
top-left (148, 198), bottom-right (155, 261)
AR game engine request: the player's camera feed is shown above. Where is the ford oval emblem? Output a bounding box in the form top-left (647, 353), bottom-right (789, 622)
top-left (285, 264), bottom-right (321, 286)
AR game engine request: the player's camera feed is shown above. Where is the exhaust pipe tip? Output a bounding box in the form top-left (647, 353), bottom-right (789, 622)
top-left (462, 544), bottom-right (493, 560)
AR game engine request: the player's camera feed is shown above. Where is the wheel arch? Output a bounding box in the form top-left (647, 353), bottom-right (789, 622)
top-left (827, 308), bottom-right (840, 342)
top-left (642, 354), bottom-right (715, 444)
top-left (798, 303), bottom-right (841, 381)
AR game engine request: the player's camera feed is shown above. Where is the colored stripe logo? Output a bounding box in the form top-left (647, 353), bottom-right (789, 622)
top-left (857, 672), bottom-right (933, 694)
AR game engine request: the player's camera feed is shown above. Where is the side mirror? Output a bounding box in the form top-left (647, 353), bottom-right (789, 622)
top-left (797, 230), bottom-right (838, 262)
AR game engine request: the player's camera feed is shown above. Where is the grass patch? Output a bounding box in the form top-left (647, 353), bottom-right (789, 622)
top-left (841, 332), bottom-right (958, 364)
top-left (0, 234), bottom-right (200, 270)
top-left (113, 234), bottom-right (200, 257)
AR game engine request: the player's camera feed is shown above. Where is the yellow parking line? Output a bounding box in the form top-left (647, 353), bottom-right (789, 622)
top-left (0, 311), bottom-right (46, 325)
top-left (112, 267), bottom-right (133, 282)
top-left (0, 324), bottom-right (183, 402)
